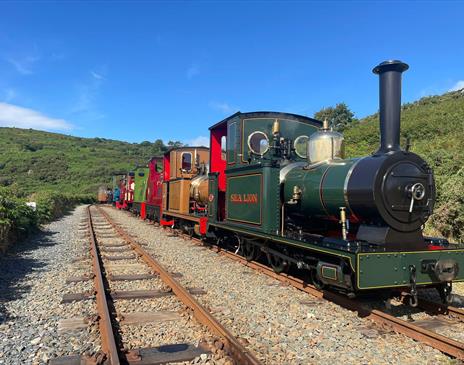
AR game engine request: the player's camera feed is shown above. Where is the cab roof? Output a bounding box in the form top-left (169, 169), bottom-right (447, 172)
top-left (209, 111), bottom-right (322, 130)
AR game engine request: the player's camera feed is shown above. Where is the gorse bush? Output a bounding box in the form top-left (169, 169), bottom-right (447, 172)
top-left (0, 187), bottom-right (94, 251)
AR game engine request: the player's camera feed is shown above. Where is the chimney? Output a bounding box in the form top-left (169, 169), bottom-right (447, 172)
top-left (372, 60), bottom-right (409, 154)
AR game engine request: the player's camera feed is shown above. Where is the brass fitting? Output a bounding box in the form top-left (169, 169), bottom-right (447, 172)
top-left (272, 119), bottom-right (280, 135)
top-left (339, 207), bottom-right (348, 240)
top-left (287, 185), bottom-right (302, 205)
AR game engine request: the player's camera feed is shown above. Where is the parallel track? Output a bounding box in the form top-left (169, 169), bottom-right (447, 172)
top-left (140, 215), bottom-right (464, 361)
top-left (212, 243), bottom-right (464, 360)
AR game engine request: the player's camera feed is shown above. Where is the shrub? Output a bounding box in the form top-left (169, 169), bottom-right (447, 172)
top-left (32, 191), bottom-right (95, 223)
top-left (0, 187), bottom-right (95, 251)
top-left (0, 187), bottom-right (37, 250)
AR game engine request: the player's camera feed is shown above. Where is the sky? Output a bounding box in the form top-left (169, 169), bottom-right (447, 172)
top-left (0, 1), bottom-right (463, 145)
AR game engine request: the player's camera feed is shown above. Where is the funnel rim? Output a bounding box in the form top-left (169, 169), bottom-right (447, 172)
top-left (373, 60), bottom-right (409, 74)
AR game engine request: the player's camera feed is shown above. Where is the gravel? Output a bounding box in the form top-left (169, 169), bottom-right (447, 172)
top-left (0, 202), bottom-right (459, 365)
top-left (102, 206), bottom-right (457, 365)
top-left (0, 205), bottom-right (100, 365)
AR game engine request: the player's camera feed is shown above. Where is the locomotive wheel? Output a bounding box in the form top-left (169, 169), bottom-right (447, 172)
top-left (267, 252), bottom-right (289, 274)
top-left (242, 240), bottom-right (260, 262)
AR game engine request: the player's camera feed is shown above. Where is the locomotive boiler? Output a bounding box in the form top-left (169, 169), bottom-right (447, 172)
top-left (282, 61), bottom-right (434, 250)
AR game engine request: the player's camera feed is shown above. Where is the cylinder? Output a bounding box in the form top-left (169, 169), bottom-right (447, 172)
top-left (372, 60), bottom-right (409, 154)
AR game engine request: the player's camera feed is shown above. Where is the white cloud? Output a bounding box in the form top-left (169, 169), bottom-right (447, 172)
top-left (0, 102), bottom-right (73, 131)
top-left (449, 80), bottom-right (464, 92)
top-left (187, 135), bottom-right (209, 147)
top-left (209, 101), bottom-right (238, 114)
top-left (186, 64), bottom-right (200, 79)
top-left (6, 55), bottom-right (40, 75)
top-left (91, 71), bottom-right (105, 80)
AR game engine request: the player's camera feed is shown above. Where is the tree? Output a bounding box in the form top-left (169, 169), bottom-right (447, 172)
top-left (153, 139), bottom-right (166, 153)
top-left (314, 102), bottom-right (356, 131)
top-left (167, 140), bottom-right (183, 148)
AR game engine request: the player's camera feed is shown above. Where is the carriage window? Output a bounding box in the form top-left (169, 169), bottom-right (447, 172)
top-left (155, 162), bottom-right (162, 173)
top-left (181, 152), bottom-right (192, 171)
top-left (248, 131), bottom-right (269, 155)
top-left (294, 135), bottom-right (309, 158)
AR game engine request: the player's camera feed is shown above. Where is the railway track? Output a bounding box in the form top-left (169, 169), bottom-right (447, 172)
top-left (51, 205), bottom-right (261, 365)
top-left (206, 242), bottom-right (464, 360)
top-left (133, 213), bottom-right (464, 361)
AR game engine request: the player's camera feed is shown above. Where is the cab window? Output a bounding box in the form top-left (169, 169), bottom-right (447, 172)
top-left (248, 131), bottom-right (269, 155)
top-left (181, 152), bottom-right (192, 171)
top-left (294, 135), bottom-right (309, 158)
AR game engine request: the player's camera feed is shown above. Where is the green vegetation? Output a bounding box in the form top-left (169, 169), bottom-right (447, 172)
top-left (314, 102), bottom-right (356, 131)
top-left (0, 186), bottom-right (93, 251)
top-left (0, 129), bottom-right (178, 194)
top-left (0, 130), bottom-right (180, 250)
top-left (343, 89), bottom-right (464, 242)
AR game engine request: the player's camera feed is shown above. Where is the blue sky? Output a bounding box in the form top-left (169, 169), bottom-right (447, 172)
top-left (0, 1), bottom-right (463, 145)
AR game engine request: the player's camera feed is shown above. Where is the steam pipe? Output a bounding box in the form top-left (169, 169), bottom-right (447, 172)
top-left (373, 60), bottom-right (409, 154)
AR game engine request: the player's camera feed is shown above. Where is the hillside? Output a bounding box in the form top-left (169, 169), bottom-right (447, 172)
top-left (0, 128), bottom-right (168, 195)
top-left (344, 89), bottom-right (464, 241)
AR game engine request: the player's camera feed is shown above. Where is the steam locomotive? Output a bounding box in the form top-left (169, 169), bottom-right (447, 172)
top-left (112, 60), bottom-right (464, 305)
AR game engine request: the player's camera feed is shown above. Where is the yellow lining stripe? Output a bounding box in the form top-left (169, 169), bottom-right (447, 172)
top-left (356, 249), bottom-right (464, 289)
top-left (209, 222), bottom-right (356, 271)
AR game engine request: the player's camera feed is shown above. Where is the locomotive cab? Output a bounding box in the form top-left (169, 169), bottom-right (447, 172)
top-left (161, 146), bottom-right (210, 236)
top-left (208, 111), bottom-right (321, 234)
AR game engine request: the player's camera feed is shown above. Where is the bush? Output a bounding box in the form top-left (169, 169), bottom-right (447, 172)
top-left (0, 187), bottom-right (95, 251)
top-left (431, 168), bottom-right (464, 241)
top-left (0, 187), bottom-right (37, 250)
top-left (32, 191), bottom-right (95, 223)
